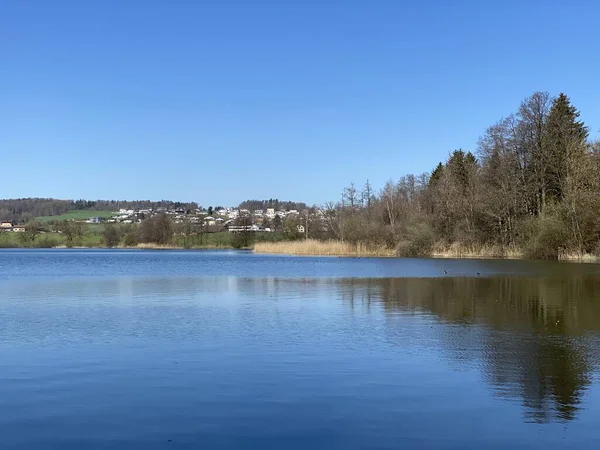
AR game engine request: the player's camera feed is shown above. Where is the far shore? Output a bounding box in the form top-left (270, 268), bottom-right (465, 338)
top-left (3, 239), bottom-right (600, 263)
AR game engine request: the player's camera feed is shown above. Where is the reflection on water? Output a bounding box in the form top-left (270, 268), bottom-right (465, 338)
top-left (336, 277), bottom-right (600, 423)
top-left (5, 274), bottom-right (600, 425)
top-left (2, 262), bottom-right (600, 447)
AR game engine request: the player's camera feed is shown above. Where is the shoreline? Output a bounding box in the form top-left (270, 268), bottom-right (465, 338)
top-left (0, 243), bottom-right (243, 251)
top-left (3, 240), bottom-right (599, 263)
top-left (253, 240), bottom-right (600, 263)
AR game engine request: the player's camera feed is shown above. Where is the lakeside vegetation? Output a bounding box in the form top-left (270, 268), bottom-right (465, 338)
top-left (0, 218), bottom-right (287, 250)
top-left (2, 91), bottom-right (599, 261)
top-left (314, 92), bottom-right (600, 261)
top-left (254, 240), bottom-right (396, 257)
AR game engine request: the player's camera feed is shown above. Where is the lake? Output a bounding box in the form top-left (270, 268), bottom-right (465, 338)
top-left (1, 249), bottom-right (600, 449)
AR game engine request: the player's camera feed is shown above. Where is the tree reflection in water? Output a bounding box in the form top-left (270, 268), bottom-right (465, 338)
top-left (337, 276), bottom-right (600, 423)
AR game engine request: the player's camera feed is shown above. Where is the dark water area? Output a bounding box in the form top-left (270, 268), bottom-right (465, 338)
top-left (1, 250), bottom-right (600, 449)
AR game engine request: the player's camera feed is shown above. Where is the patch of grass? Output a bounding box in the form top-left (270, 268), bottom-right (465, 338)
top-left (36, 210), bottom-right (115, 222)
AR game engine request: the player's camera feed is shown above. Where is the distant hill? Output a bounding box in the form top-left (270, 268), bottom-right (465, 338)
top-left (0, 198), bottom-right (198, 223)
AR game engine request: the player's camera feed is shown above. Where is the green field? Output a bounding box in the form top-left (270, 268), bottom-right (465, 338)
top-left (36, 210), bottom-right (115, 222)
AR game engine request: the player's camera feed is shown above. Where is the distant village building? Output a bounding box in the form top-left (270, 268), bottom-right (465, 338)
top-left (12, 225), bottom-right (26, 232)
top-left (0, 222), bottom-right (13, 231)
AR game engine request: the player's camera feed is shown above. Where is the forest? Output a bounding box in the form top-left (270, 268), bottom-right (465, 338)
top-left (238, 199), bottom-right (307, 211)
top-left (324, 92), bottom-right (600, 259)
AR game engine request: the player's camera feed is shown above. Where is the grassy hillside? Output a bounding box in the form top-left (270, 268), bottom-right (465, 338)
top-left (36, 210), bottom-right (115, 222)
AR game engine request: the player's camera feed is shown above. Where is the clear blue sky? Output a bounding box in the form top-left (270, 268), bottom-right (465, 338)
top-left (2, 0), bottom-right (599, 206)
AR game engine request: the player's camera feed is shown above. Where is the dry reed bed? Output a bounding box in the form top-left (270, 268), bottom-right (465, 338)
top-left (432, 243), bottom-right (599, 262)
top-left (255, 240), bottom-right (600, 262)
top-left (431, 243), bottom-right (523, 259)
top-left (134, 243), bottom-right (180, 250)
top-left (558, 252), bottom-right (600, 263)
top-left (253, 239), bottom-right (396, 257)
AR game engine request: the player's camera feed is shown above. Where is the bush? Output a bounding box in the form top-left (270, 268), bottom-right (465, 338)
top-left (102, 224), bottom-right (120, 248)
top-left (396, 221), bottom-right (436, 257)
top-left (0, 233), bottom-right (17, 248)
top-left (122, 231), bottom-right (138, 247)
top-left (33, 234), bottom-right (59, 248)
top-left (231, 232), bottom-right (255, 249)
top-left (523, 213), bottom-right (569, 260)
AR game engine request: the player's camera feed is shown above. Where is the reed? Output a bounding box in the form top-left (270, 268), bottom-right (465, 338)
top-left (431, 242), bottom-right (523, 259)
top-left (253, 239), bottom-right (396, 257)
top-left (559, 252), bottom-right (600, 263)
top-left (134, 243), bottom-right (180, 250)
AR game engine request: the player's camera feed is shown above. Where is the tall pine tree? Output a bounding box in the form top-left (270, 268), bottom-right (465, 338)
top-left (543, 93), bottom-right (588, 202)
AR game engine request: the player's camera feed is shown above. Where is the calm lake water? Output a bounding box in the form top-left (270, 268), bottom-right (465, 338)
top-left (2, 249), bottom-right (600, 449)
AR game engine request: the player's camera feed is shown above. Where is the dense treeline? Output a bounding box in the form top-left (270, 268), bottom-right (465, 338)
top-left (0, 198), bottom-right (198, 223)
top-left (326, 92), bottom-right (600, 259)
top-left (238, 199), bottom-right (307, 211)
top-left (0, 199), bottom-right (72, 222)
top-left (78, 199), bottom-right (199, 212)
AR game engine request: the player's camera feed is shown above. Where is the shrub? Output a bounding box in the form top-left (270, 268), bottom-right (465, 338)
top-left (102, 224), bottom-right (121, 248)
top-left (523, 213), bottom-right (569, 260)
top-left (231, 232), bottom-right (254, 249)
top-left (33, 235), bottom-right (59, 248)
top-left (396, 222), bottom-right (436, 257)
top-left (122, 231), bottom-right (138, 247)
top-left (0, 233), bottom-right (17, 248)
